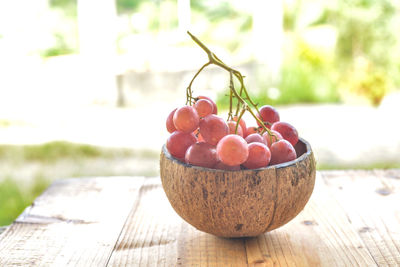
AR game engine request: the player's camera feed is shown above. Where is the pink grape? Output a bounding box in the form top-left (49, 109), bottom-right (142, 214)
top-left (245, 133), bottom-right (266, 145)
top-left (166, 131), bottom-right (196, 160)
top-left (199, 114), bottom-right (229, 146)
top-left (242, 142), bottom-right (271, 169)
top-left (185, 142), bottom-right (218, 168)
top-left (214, 161), bottom-right (241, 171)
top-left (262, 130), bottom-right (283, 148)
top-left (227, 120), bottom-right (244, 137)
top-left (197, 96), bottom-right (218, 115)
top-left (271, 121), bottom-right (299, 146)
top-left (173, 106), bottom-right (200, 133)
top-left (257, 105), bottom-right (280, 129)
top-left (216, 135), bottom-right (249, 166)
top-left (270, 139), bottom-right (297, 165)
top-left (245, 126), bottom-right (259, 138)
top-left (166, 108), bottom-right (177, 133)
top-left (194, 99), bottom-right (214, 117)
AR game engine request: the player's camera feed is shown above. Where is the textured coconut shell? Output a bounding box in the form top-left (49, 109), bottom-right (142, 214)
top-left (160, 138), bottom-right (316, 238)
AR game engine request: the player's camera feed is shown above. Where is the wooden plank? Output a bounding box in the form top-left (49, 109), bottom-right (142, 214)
top-left (243, 172), bottom-right (376, 267)
top-left (1, 171), bottom-right (398, 266)
top-left (107, 178), bottom-right (248, 266)
top-left (321, 170), bottom-right (400, 266)
top-left (0, 177), bottom-right (145, 266)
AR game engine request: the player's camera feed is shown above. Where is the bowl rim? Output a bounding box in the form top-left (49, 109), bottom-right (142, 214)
top-left (162, 137), bottom-right (313, 172)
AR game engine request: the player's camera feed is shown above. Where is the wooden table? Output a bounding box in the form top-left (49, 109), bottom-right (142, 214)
top-left (0, 170), bottom-right (399, 266)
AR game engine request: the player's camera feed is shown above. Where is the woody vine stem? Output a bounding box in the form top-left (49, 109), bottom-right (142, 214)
top-left (186, 31), bottom-right (276, 139)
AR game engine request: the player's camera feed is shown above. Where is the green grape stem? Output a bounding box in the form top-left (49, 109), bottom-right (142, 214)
top-left (228, 71), bottom-right (234, 121)
top-left (186, 62), bottom-right (210, 105)
top-left (186, 31), bottom-right (277, 140)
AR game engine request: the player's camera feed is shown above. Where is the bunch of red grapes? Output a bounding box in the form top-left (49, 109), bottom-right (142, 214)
top-left (165, 96), bottom-right (299, 170)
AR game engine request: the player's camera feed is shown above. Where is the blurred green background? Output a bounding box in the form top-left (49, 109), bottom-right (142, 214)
top-left (38, 0), bottom-right (400, 106)
top-left (1, 0), bottom-right (400, 227)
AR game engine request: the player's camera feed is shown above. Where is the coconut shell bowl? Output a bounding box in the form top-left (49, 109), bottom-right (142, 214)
top-left (160, 138), bottom-right (316, 238)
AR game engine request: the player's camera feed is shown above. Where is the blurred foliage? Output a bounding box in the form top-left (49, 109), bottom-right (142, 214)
top-left (0, 176), bottom-right (49, 226)
top-left (268, 39), bottom-right (339, 105)
top-left (191, 0), bottom-right (252, 50)
top-left (43, 0), bottom-right (79, 57)
top-left (117, 0), bottom-right (142, 13)
top-left (0, 141), bottom-right (143, 163)
top-left (49, 0), bottom-right (77, 17)
top-left (11, 0), bottom-right (400, 103)
top-left (217, 38), bottom-right (340, 108)
top-left (49, 0), bottom-right (76, 8)
top-left (192, 0), bottom-right (240, 22)
top-left (317, 161), bottom-right (400, 171)
top-left (340, 59), bottom-right (390, 106)
top-left (242, 0), bottom-right (400, 106)
top-left (311, 0), bottom-right (398, 105)
top-left (332, 0), bottom-right (396, 66)
top-left (283, 0), bottom-right (301, 31)
top-left (20, 142), bottom-right (102, 162)
top-left (40, 33), bottom-right (76, 58)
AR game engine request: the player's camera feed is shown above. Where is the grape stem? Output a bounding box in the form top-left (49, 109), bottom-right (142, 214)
top-left (186, 31), bottom-right (277, 139)
top-left (228, 71), bottom-right (234, 121)
top-left (186, 62), bottom-right (210, 105)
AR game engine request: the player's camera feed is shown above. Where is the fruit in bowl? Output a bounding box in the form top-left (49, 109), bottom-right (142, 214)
top-left (160, 32), bottom-right (316, 237)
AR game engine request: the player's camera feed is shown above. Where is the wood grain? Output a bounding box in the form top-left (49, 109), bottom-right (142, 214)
top-left (243, 173), bottom-right (376, 266)
top-left (321, 170), bottom-right (400, 266)
top-left (0, 171), bottom-right (399, 266)
top-left (0, 177), bottom-right (145, 266)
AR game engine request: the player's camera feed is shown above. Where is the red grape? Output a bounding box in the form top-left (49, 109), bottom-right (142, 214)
top-left (166, 108), bottom-right (177, 133)
top-left (216, 135), bottom-right (249, 166)
top-left (197, 96), bottom-right (218, 114)
top-left (262, 130), bottom-right (282, 148)
top-left (214, 161), bottom-right (241, 171)
top-left (245, 126), bottom-right (259, 138)
top-left (194, 99), bottom-right (214, 117)
top-left (166, 131), bottom-right (197, 160)
top-left (270, 139), bottom-right (297, 165)
top-left (227, 120), bottom-right (244, 137)
top-left (185, 142), bottom-right (218, 168)
top-left (257, 105), bottom-right (280, 129)
top-left (199, 114), bottom-right (229, 145)
top-left (242, 142), bottom-right (271, 169)
top-left (245, 133), bottom-right (266, 145)
top-left (271, 121), bottom-right (298, 146)
top-left (173, 106), bottom-right (200, 133)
